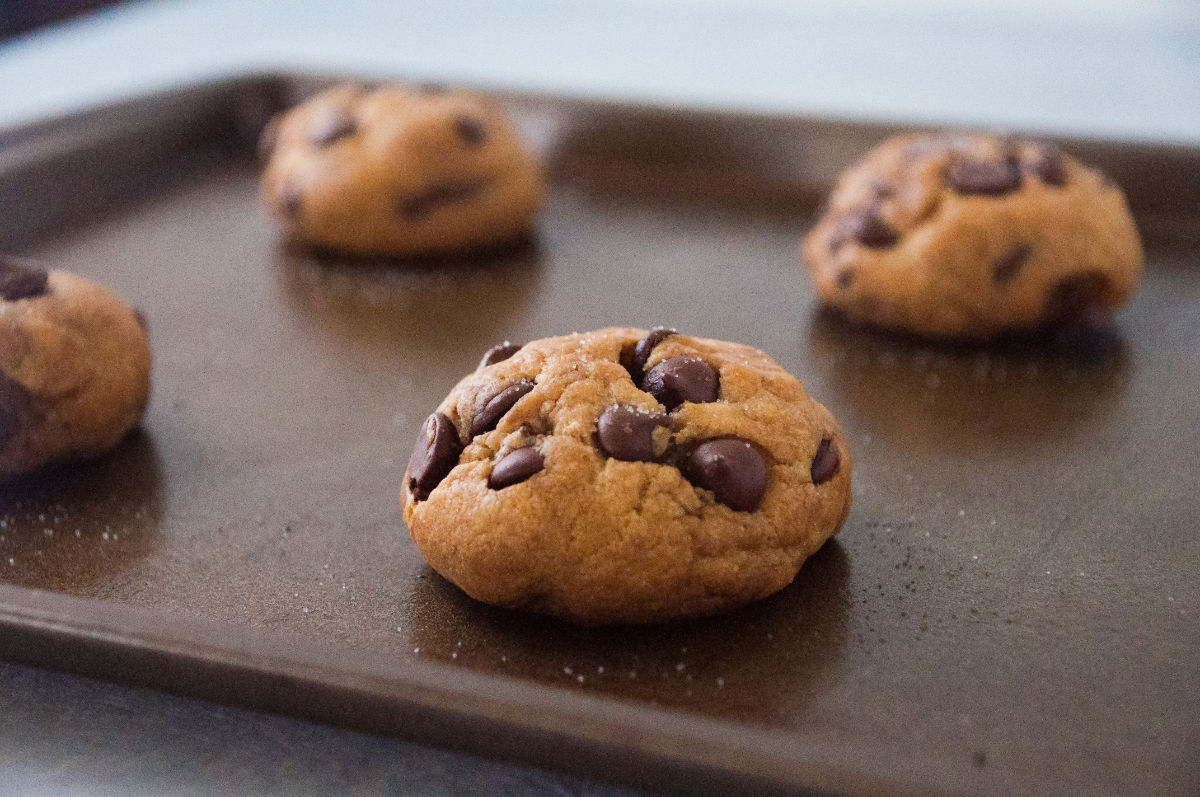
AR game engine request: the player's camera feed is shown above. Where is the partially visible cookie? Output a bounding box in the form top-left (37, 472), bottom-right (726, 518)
top-left (802, 131), bottom-right (1144, 339)
top-left (259, 82), bottom-right (545, 256)
top-left (0, 256), bottom-right (151, 479)
top-left (402, 327), bottom-right (852, 625)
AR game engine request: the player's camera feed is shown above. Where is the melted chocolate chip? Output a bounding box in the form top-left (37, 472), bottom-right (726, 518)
top-left (399, 179), bottom-right (488, 220)
top-left (946, 157), bottom-right (1022, 196)
top-left (992, 244), bottom-right (1032, 285)
top-left (1025, 144), bottom-right (1066, 186)
top-left (642, 356), bottom-right (719, 410)
top-left (478, 341), bottom-right (522, 370)
top-left (133, 309), bottom-right (149, 333)
top-left (408, 412), bottom-right (463, 501)
top-left (454, 115), bottom-right (487, 147)
top-left (0, 257), bottom-right (49, 302)
top-left (633, 327), bottom-right (675, 366)
top-left (597, 404), bottom-right (669, 462)
top-left (308, 110), bottom-right (358, 147)
top-left (1045, 271), bottom-right (1112, 327)
top-left (843, 209), bottom-right (899, 248)
top-left (471, 381), bottom-right (534, 437)
top-left (417, 82), bottom-right (447, 95)
top-left (836, 269), bottom-right (856, 290)
top-left (488, 446), bottom-right (544, 489)
top-left (686, 438), bottom-right (768, 512)
top-left (810, 438), bottom-right (840, 485)
top-left (621, 327), bottom-right (676, 384)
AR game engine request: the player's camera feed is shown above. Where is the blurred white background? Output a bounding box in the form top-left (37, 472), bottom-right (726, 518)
top-left (1, 0), bottom-right (1197, 142)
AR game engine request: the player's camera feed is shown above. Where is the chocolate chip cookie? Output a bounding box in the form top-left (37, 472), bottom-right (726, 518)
top-left (402, 327), bottom-right (852, 624)
top-left (0, 256), bottom-right (151, 479)
top-left (802, 131), bottom-right (1144, 339)
top-left (259, 82), bottom-right (545, 256)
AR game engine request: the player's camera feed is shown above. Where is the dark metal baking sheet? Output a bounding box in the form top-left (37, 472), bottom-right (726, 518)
top-left (1, 74), bottom-right (1198, 795)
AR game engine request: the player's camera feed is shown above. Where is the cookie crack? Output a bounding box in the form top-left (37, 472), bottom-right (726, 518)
top-left (398, 176), bottom-right (493, 220)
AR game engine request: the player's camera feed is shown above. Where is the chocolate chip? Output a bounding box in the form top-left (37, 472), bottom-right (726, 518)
top-left (1045, 271), bottom-right (1112, 327)
top-left (0, 256), bottom-right (49, 302)
top-left (946, 157), bottom-right (1022, 196)
top-left (597, 404), bottom-right (669, 462)
top-left (478, 341), bottom-right (522, 370)
top-left (621, 327), bottom-right (676, 384)
top-left (686, 438), bottom-right (769, 512)
top-left (257, 114), bottom-right (281, 163)
top-left (399, 179), bottom-right (488, 220)
top-left (417, 82), bottom-right (447, 95)
top-left (454, 115), bottom-right (487, 147)
top-left (471, 381), bottom-right (534, 437)
top-left (836, 269), bottom-right (856, 290)
top-left (1025, 144), bottom-right (1066, 186)
top-left (843, 209), bottom-right (899, 248)
top-left (133, 309), bottom-right (149, 333)
top-left (992, 244), bottom-right (1032, 285)
top-left (642, 356), bottom-right (718, 411)
top-left (308, 110), bottom-right (357, 147)
top-left (810, 438), bottom-right (840, 485)
top-left (407, 412), bottom-right (463, 501)
top-left (488, 446), bottom-right (544, 489)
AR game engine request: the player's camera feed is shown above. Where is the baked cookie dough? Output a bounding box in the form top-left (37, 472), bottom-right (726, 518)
top-left (402, 327), bottom-right (852, 625)
top-left (259, 82), bottom-right (545, 256)
top-left (0, 256), bottom-right (151, 479)
top-left (802, 131), bottom-right (1144, 339)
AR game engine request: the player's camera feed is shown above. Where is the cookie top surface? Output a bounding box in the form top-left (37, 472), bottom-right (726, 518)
top-left (0, 256), bottom-right (151, 478)
top-left (402, 327), bottom-right (852, 625)
top-left (260, 83), bottom-right (545, 256)
top-left (802, 131), bottom-right (1144, 339)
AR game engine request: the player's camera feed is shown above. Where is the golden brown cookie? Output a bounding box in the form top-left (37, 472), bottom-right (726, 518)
top-left (802, 131), bottom-right (1144, 339)
top-left (402, 327), bottom-right (852, 625)
top-left (259, 82), bottom-right (545, 256)
top-left (0, 256), bottom-right (151, 479)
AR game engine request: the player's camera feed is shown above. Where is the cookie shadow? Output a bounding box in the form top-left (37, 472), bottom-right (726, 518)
top-left (0, 429), bottom-right (163, 593)
top-left (804, 307), bottom-right (1130, 456)
top-left (402, 539), bottom-right (851, 722)
top-left (272, 233), bottom-right (546, 369)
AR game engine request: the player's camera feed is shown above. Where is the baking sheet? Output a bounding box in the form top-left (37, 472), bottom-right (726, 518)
top-left (1, 74), bottom-right (1198, 795)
